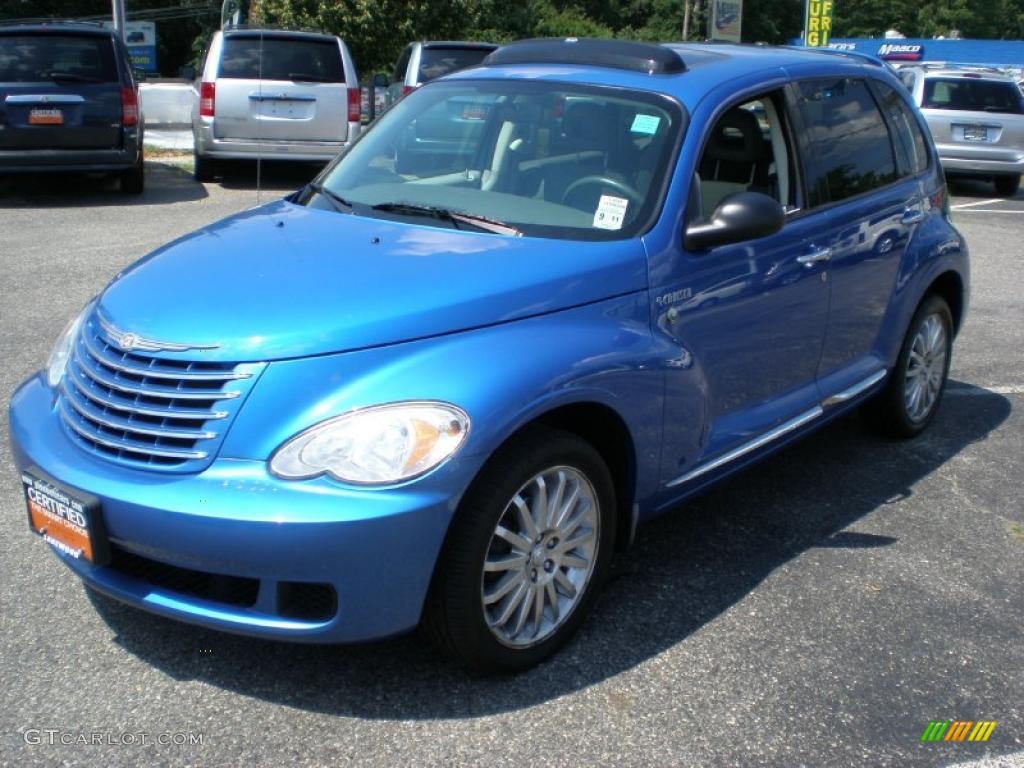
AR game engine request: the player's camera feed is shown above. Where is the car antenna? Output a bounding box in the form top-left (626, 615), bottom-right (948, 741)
top-left (256, 30), bottom-right (264, 205)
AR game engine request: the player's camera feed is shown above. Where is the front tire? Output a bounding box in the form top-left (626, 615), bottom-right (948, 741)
top-left (863, 294), bottom-right (953, 438)
top-left (425, 426), bottom-right (616, 674)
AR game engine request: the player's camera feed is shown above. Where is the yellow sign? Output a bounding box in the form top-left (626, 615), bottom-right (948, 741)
top-left (805, 0), bottom-right (834, 47)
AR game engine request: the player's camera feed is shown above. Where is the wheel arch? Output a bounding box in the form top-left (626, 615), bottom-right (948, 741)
top-left (925, 269), bottom-right (965, 335)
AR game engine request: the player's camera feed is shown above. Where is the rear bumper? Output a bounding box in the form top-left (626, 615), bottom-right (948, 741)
top-left (194, 122), bottom-right (357, 162)
top-left (937, 143), bottom-right (1024, 176)
top-left (0, 133), bottom-right (141, 174)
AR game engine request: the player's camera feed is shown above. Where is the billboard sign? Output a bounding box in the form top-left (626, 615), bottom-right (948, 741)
top-left (804, 0), bottom-right (834, 47)
top-left (103, 21), bottom-right (158, 72)
top-left (710, 0), bottom-right (743, 43)
top-left (877, 43), bottom-right (924, 61)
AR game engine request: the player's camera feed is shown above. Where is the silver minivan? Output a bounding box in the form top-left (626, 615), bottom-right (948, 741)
top-left (191, 28), bottom-right (359, 181)
top-left (900, 65), bottom-right (1024, 196)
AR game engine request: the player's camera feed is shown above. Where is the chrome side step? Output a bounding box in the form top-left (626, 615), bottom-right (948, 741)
top-left (821, 369), bottom-right (887, 407)
top-left (666, 369), bottom-right (887, 489)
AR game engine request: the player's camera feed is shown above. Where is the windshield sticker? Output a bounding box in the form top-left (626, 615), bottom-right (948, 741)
top-left (593, 195), bottom-right (628, 230)
top-left (630, 114), bottom-right (661, 135)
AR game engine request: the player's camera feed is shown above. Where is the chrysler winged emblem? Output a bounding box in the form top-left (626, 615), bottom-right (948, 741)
top-left (98, 314), bottom-right (219, 352)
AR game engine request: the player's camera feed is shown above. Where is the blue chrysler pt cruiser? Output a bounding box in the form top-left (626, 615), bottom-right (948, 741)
top-left (10, 39), bottom-right (969, 673)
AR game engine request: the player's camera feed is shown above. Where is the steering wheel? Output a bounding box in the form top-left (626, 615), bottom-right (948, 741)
top-left (561, 175), bottom-right (642, 210)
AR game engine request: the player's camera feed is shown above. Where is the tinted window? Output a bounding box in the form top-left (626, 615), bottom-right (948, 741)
top-left (874, 82), bottom-right (929, 176)
top-left (392, 45), bottom-right (412, 83)
top-left (922, 77), bottom-right (1023, 114)
top-left (219, 36), bottom-right (343, 82)
top-left (417, 47), bottom-right (494, 83)
top-left (796, 78), bottom-right (898, 204)
top-left (0, 34), bottom-right (117, 83)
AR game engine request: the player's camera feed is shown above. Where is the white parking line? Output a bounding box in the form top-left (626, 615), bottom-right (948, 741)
top-left (951, 198), bottom-right (1004, 210)
top-left (946, 384), bottom-right (1024, 396)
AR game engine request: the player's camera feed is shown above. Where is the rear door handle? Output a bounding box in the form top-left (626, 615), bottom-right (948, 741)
top-left (796, 246), bottom-right (832, 267)
top-left (901, 207), bottom-right (925, 225)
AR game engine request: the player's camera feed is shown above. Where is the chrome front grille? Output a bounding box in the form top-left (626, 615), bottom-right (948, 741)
top-left (58, 317), bottom-right (263, 472)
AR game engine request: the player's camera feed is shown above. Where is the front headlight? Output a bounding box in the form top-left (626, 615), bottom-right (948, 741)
top-left (269, 401), bottom-right (470, 485)
top-left (46, 307), bottom-right (87, 388)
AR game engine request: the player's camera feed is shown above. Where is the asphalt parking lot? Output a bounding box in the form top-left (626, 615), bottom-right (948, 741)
top-left (0, 164), bottom-right (1021, 768)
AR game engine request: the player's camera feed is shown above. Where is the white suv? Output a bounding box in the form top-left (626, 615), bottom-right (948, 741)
top-left (191, 28), bottom-right (360, 181)
top-left (900, 65), bottom-right (1024, 196)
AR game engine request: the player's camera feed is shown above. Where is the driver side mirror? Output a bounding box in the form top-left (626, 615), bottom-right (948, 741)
top-left (684, 191), bottom-right (785, 251)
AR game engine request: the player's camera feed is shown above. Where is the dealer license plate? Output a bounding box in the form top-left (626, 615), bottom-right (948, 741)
top-left (23, 470), bottom-right (107, 564)
top-left (963, 125), bottom-right (987, 142)
top-left (29, 108), bottom-right (64, 126)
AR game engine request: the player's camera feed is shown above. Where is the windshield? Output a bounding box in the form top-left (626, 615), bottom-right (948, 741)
top-left (0, 34), bottom-right (117, 83)
top-left (922, 77), bottom-right (1024, 114)
top-left (307, 79), bottom-right (684, 240)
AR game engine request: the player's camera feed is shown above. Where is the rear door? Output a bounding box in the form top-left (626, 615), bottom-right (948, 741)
top-left (213, 33), bottom-right (348, 142)
top-left (790, 77), bottom-right (919, 395)
top-left (0, 31), bottom-right (123, 150)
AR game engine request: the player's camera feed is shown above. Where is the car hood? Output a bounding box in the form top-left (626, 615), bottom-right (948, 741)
top-left (95, 200), bottom-right (648, 362)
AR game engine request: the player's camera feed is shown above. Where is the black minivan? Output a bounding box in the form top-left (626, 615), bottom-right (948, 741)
top-left (0, 21), bottom-right (144, 193)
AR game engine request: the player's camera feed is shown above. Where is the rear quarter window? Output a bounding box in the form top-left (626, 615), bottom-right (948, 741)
top-left (873, 81), bottom-right (930, 176)
top-left (219, 36), bottom-right (343, 82)
top-left (417, 47), bottom-right (493, 83)
top-left (0, 34), bottom-right (117, 83)
top-left (922, 77), bottom-right (1023, 114)
top-left (796, 78), bottom-right (899, 205)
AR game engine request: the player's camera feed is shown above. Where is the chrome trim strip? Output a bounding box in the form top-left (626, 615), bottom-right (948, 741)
top-left (821, 369), bottom-right (887, 407)
top-left (61, 385), bottom-right (218, 441)
top-left (72, 351), bottom-right (241, 401)
top-left (96, 313), bottom-right (219, 352)
top-left (58, 401), bottom-right (209, 460)
top-left (66, 365), bottom-right (229, 420)
top-left (666, 406), bottom-right (824, 488)
top-left (81, 331), bottom-right (249, 381)
top-left (5, 94), bottom-right (86, 104)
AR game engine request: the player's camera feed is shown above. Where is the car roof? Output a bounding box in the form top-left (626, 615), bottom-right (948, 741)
top-left (418, 41), bottom-right (498, 50)
top-left (220, 26), bottom-right (338, 42)
top-left (449, 39), bottom-right (893, 110)
top-left (0, 21), bottom-right (115, 37)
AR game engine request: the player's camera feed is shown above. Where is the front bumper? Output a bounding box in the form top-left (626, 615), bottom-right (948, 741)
top-left (9, 374), bottom-right (455, 643)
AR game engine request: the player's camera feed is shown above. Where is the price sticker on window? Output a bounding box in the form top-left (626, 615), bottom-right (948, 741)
top-left (593, 195), bottom-right (628, 230)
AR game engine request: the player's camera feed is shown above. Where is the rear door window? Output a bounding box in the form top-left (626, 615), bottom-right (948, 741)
top-left (922, 77), bottom-right (1023, 114)
top-left (0, 34), bottom-right (117, 83)
top-left (873, 81), bottom-right (930, 176)
top-left (417, 47), bottom-right (493, 83)
top-left (218, 35), bottom-right (343, 82)
top-left (795, 78), bottom-right (899, 205)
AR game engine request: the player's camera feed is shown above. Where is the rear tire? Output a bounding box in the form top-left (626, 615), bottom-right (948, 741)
top-left (119, 152), bottom-right (144, 194)
top-left (862, 294), bottom-right (953, 438)
top-left (994, 174), bottom-right (1020, 196)
top-left (193, 149), bottom-right (214, 183)
top-left (425, 425), bottom-right (616, 674)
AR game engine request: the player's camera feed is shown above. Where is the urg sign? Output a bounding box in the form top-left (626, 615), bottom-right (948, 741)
top-left (805, 0), bottom-right (834, 47)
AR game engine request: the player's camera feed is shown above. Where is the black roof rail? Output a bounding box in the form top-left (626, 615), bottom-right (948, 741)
top-left (0, 19), bottom-right (110, 29)
top-left (484, 37), bottom-right (686, 75)
top-left (221, 23), bottom-right (331, 36)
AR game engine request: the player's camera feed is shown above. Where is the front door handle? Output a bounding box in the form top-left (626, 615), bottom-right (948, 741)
top-left (901, 207), bottom-right (925, 225)
top-left (797, 246), bottom-right (832, 268)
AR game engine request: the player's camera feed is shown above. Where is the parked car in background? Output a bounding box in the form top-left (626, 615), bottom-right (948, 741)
top-left (191, 27), bottom-right (359, 182)
top-left (0, 21), bottom-right (144, 193)
top-left (900, 64), bottom-right (1024, 195)
top-left (11, 39), bottom-right (968, 674)
top-left (384, 41), bottom-right (496, 110)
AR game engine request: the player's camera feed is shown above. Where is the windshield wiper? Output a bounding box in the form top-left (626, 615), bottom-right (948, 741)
top-left (371, 202), bottom-right (522, 236)
top-left (306, 182), bottom-right (353, 213)
top-left (287, 72), bottom-right (336, 83)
